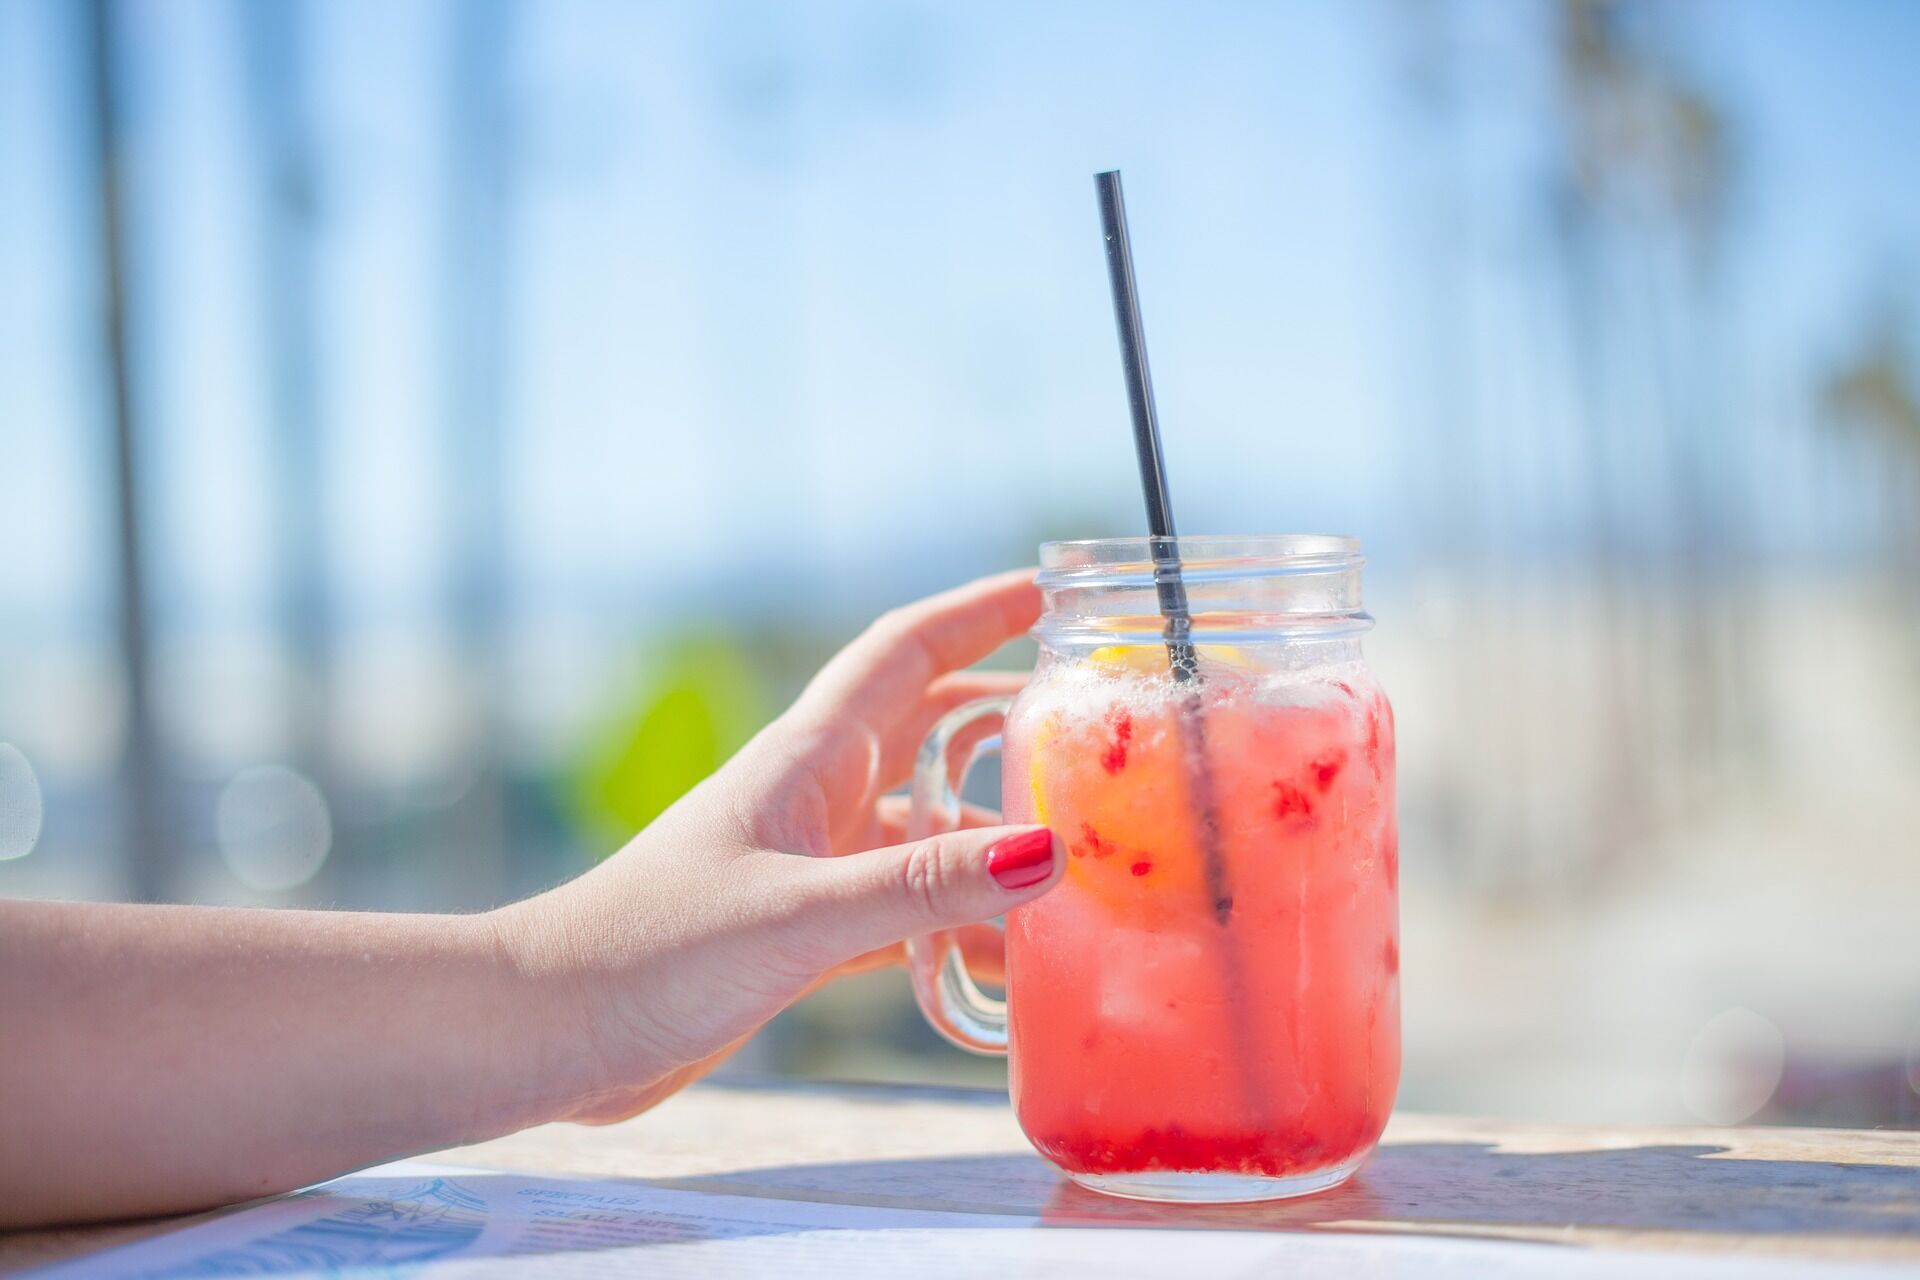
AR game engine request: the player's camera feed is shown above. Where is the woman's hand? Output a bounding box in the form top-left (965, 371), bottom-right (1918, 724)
top-left (494, 569), bottom-right (1061, 1124)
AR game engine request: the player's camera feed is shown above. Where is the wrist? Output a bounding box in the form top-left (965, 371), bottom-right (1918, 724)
top-left (473, 895), bottom-right (605, 1129)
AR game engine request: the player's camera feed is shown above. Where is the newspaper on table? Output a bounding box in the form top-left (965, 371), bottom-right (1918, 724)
top-left (37, 1159), bottom-right (1904, 1279)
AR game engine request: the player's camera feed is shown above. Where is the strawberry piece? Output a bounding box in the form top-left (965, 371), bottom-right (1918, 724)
top-left (1100, 709), bottom-right (1133, 775)
top-left (1075, 822), bottom-right (1116, 859)
top-left (1272, 781), bottom-right (1314, 824)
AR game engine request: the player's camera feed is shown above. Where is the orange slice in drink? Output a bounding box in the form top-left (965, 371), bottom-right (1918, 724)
top-left (1085, 643), bottom-right (1256, 675)
top-left (1027, 663), bottom-right (1220, 922)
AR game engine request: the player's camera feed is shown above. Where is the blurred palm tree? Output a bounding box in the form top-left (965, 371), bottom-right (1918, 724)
top-left (82, 0), bottom-right (168, 901)
top-left (1553, 0), bottom-right (1743, 846)
top-left (1823, 296), bottom-right (1920, 599)
top-left (1824, 301), bottom-right (1920, 454)
top-left (440, 0), bottom-right (517, 899)
top-left (239, 0), bottom-right (332, 821)
top-left (1392, 0), bottom-right (1744, 895)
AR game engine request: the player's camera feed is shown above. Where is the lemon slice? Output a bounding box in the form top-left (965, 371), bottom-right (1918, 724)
top-left (1026, 644), bottom-right (1251, 826)
top-left (1087, 643), bottom-right (1253, 673)
top-left (1026, 711), bottom-right (1057, 825)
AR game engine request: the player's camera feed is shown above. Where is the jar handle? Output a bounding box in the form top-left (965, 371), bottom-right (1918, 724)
top-left (905, 695), bottom-right (1014, 1055)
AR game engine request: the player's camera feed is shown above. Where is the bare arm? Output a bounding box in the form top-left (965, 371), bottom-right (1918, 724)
top-left (0, 901), bottom-right (583, 1227)
top-left (0, 570), bottom-right (1060, 1228)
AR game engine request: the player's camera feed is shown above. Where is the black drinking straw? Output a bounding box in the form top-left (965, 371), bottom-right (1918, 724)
top-left (1095, 169), bottom-right (1234, 926)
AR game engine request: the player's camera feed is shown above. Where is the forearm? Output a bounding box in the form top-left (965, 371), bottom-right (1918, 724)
top-left (0, 899), bottom-right (591, 1227)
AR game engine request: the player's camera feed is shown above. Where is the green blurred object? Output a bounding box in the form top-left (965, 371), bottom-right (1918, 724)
top-left (568, 629), bottom-right (772, 857)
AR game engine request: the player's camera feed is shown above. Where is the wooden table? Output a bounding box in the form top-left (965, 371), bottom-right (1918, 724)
top-left (7, 1079), bottom-right (1919, 1274)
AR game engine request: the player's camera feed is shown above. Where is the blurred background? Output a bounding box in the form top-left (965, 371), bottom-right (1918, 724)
top-left (2, 0), bottom-right (1916, 1130)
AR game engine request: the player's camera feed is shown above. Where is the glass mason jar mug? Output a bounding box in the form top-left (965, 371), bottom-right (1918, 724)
top-left (908, 535), bottom-right (1399, 1204)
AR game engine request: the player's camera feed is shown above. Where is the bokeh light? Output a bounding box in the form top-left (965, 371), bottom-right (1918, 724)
top-left (215, 765), bottom-right (333, 892)
top-left (1680, 1008), bottom-right (1787, 1126)
top-left (0, 742), bottom-right (44, 860)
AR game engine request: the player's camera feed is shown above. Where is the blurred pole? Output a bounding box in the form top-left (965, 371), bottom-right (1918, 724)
top-left (1553, 0), bottom-right (1651, 873)
top-left (1555, 0), bottom-right (1742, 812)
top-left (1665, 62), bottom-right (1749, 780)
top-left (1824, 300), bottom-right (1920, 631)
top-left (82, 0), bottom-right (169, 902)
top-left (237, 1), bottom-right (332, 805)
top-left (442, 0), bottom-right (515, 901)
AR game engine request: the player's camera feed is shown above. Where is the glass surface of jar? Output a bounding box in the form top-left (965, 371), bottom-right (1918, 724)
top-left (908, 535), bottom-right (1399, 1204)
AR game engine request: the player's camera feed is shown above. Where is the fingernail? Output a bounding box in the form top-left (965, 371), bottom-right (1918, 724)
top-left (987, 827), bottom-right (1056, 890)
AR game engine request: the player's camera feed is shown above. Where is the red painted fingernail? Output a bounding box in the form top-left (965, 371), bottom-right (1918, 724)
top-left (987, 828), bottom-right (1056, 890)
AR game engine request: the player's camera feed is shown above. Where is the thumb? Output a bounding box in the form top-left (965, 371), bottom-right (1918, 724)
top-left (786, 825), bottom-right (1062, 970)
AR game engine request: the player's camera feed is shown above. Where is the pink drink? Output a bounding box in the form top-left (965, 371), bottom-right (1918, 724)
top-left (1000, 650), bottom-right (1399, 1193)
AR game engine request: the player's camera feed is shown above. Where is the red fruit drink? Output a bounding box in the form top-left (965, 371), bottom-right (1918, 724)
top-left (1000, 647), bottom-right (1399, 1200)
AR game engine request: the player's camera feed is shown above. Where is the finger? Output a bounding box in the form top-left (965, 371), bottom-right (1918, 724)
top-left (744, 577), bottom-right (1035, 848)
top-left (780, 825), bottom-right (1061, 971)
top-left (875, 670), bottom-right (1030, 791)
top-left (797, 570), bottom-right (1040, 734)
top-left (827, 791), bottom-right (1001, 858)
top-left (922, 667), bottom-right (1031, 707)
top-left (824, 942), bottom-right (904, 979)
top-left (821, 921), bottom-right (1005, 984)
top-left (872, 794), bottom-right (1003, 845)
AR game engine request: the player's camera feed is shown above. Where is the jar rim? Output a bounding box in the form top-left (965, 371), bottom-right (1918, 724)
top-left (1033, 535), bottom-right (1369, 640)
top-left (1037, 534), bottom-right (1363, 586)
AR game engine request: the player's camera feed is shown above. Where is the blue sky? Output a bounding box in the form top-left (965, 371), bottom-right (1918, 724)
top-left (2, 0), bottom-right (1917, 641)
